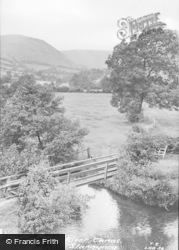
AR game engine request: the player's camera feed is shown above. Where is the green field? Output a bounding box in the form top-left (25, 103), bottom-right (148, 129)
top-left (60, 93), bottom-right (179, 155)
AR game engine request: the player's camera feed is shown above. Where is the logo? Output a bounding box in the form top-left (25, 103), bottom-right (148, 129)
top-left (6, 239), bottom-right (12, 244)
top-left (117, 12), bottom-right (166, 40)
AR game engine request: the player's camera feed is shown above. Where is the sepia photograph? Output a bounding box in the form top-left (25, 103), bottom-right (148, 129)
top-left (0, 0), bottom-right (178, 249)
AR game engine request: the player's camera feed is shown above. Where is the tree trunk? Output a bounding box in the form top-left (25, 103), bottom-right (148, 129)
top-left (138, 94), bottom-right (145, 114)
top-left (36, 131), bottom-right (44, 149)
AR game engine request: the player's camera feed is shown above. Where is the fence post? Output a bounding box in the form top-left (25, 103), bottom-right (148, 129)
top-left (104, 162), bottom-right (108, 182)
top-left (67, 171), bottom-right (71, 184)
top-left (87, 147), bottom-right (91, 158)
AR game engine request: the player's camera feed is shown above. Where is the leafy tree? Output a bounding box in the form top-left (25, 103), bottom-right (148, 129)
top-left (18, 163), bottom-right (87, 233)
top-left (106, 28), bottom-right (179, 122)
top-left (0, 75), bottom-right (88, 165)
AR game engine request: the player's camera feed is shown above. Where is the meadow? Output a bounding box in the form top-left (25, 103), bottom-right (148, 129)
top-left (60, 92), bottom-right (179, 155)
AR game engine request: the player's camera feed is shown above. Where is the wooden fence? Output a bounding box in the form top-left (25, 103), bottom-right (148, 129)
top-left (0, 153), bottom-right (119, 198)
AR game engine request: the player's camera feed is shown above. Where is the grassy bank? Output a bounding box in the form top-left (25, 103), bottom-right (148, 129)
top-left (106, 153), bottom-right (178, 210)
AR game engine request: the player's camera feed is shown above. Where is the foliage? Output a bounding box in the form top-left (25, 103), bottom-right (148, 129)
top-left (0, 143), bottom-right (46, 176)
top-left (167, 136), bottom-right (179, 153)
top-left (0, 144), bottom-right (21, 176)
top-left (55, 84), bottom-right (69, 92)
top-left (18, 163), bottom-right (88, 234)
top-left (44, 120), bottom-right (88, 165)
top-left (124, 131), bottom-right (169, 164)
top-left (107, 158), bottom-right (178, 209)
top-left (106, 28), bottom-right (179, 122)
top-left (0, 78), bottom-right (18, 107)
top-left (100, 76), bottom-right (112, 93)
top-left (69, 69), bottom-right (104, 90)
top-left (126, 108), bottom-right (144, 123)
top-left (0, 75), bottom-right (88, 166)
top-left (106, 130), bottom-right (178, 209)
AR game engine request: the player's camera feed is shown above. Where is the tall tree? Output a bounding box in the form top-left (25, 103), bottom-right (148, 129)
top-left (106, 28), bottom-right (179, 122)
top-left (0, 75), bottom-right (88, 165)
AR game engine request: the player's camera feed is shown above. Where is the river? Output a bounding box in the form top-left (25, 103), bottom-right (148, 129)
top-left (59, 185), bottom-right (178, 250)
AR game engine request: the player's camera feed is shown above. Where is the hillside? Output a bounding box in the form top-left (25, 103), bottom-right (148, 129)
top-left (0, 35), bottom-right (76, 71)
top-left (62, 50), bottom-right (111, 69)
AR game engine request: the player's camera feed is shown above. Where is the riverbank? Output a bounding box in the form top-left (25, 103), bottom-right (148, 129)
top-left (102, 153), bottom-right (178, 211)
top-left (91, 183), bottom-right (178, 212)
top-left (1, 185), bottom-right (178, 250)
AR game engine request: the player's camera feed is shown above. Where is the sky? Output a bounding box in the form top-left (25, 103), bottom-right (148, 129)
top-left (1, 0), bottom-right (179, 51)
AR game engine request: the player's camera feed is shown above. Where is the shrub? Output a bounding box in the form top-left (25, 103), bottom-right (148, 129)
top-left (107, 158), bottom-right (178, 209)
top-left (124, 131), bottom-right (169, 164)
top-left (167, 136), bottom-right (179, 153)
top-left (106, 130), bottom-right (178, 210)
top-left (132, 117), bottom-right (157, 134)
top-left (18, 163), bottom-right (88, 233)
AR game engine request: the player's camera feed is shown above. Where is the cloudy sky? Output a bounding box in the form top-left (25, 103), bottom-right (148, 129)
top-left (1, 0), bottom-right (179, 50)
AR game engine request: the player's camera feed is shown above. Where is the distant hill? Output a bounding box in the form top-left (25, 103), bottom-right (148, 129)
top-left (0, 35), bottom-right (77, 71)
top-left (62, 50), bottom-right (111, 69)
top-left (0, 35), bottom-right (112, 72)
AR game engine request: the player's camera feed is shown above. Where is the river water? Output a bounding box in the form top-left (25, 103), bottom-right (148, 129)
top-left (60, 185), bottom-right (178, 250)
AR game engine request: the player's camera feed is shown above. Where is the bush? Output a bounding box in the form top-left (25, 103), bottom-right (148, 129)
top-left (132, 116), bottom-right (157, 134)
top-left (124, 131), bottom-right (169, 164)
top-left (107, 158), bottom-right (178, 209)
top-left (106, 131), bottom-right (178, 210)
top-left (167, 136), bottom-right (179, 153)
top-left (18, 163), bottom-right (88, 233)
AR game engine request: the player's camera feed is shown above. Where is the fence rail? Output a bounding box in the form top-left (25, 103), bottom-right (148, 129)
top-left (0, 153), bottom-right (119, 197)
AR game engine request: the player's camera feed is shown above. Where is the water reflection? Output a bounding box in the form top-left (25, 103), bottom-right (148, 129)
top-left (59, 185), bottom-right (178, 250)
